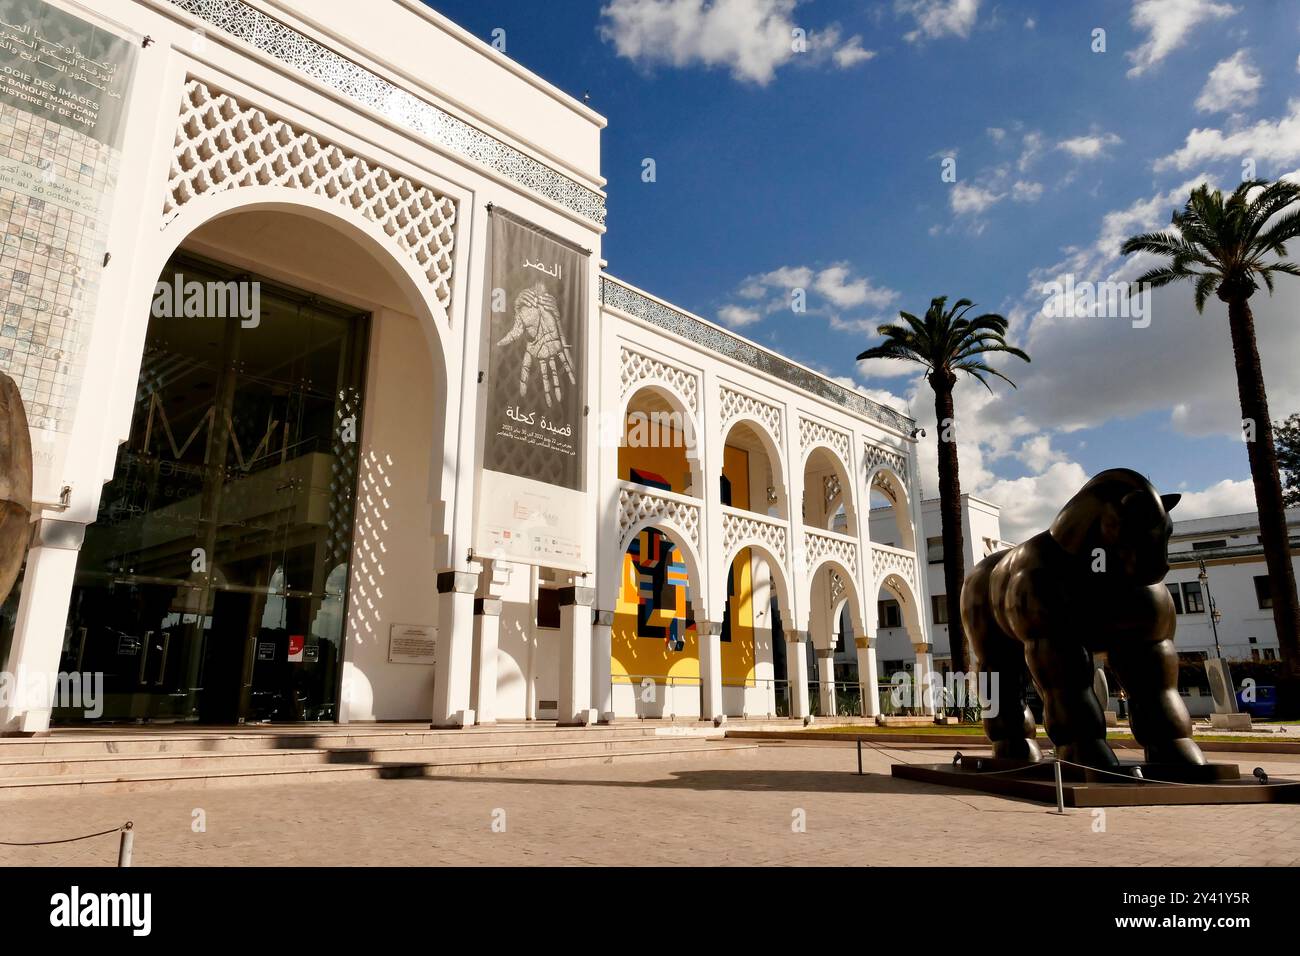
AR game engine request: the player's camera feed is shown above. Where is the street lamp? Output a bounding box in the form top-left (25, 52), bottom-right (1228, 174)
top-left (1197, 559), bottom-right (1223, 659)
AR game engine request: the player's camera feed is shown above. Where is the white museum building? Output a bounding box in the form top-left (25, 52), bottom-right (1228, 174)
top-left (0, 0), bottom-right (939, 732)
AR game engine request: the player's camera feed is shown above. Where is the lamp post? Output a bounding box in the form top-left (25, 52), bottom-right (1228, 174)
top-left (1197, 560), bottom-right (1222, 659)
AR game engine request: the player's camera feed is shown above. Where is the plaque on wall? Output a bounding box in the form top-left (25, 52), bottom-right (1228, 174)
top-left (388, 623), bottom-right (436, 665)
top-left (0, 0), bottom-right (140, 502)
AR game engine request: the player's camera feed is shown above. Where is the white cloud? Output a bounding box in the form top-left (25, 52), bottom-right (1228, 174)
top-left (1173, 478), bottom-right (1258, 517)
top-left (950, 181), bottom-right (1005, 215)
top-left (1012, 180), bottom-right (1044, 202)
top-left (1017, 130), bottom-right (1046, 172)
top-left (1057, 132), bottom-right (1123, 160)
top-left (1126, 0), bottom-right (1238, 78)
top-left (1195, 49), bottom-right (1262, 113)
top-left (598, 0), bottom-right (874, 85)
top-left (721, 262), bottom-right (900, 333)
top-left (897, 0), bottom-right (981, 43)
top-left (986, 126), bottom-right (1006, 142)
top-left (814, 263), bottom-right (899, 309)
top-left (717, 304), bottom-right (762, 327)
top-left (1155, 99), bottom-right (1300, 172)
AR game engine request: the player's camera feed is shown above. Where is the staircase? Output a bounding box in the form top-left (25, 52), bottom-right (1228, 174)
top-left (0, 723), bottom-right (758, 800)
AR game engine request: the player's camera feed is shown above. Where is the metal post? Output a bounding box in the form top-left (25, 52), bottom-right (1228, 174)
top-left (856, 738), bottom-right (863, 775)
top-left (117, 822), bottom-right (134, 867)
top-left (1053, 758), bottom-right (1065, 814)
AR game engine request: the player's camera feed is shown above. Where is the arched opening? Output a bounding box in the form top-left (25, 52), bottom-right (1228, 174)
top-left (719, 541), bottom-right (792, 717)
top-left (620, 385), bottom-right (701, 497)
top-left (875, 573), bottom-right (930, 715)
top-left (806, 561), bottom-right (865, 718)
top-left (802, 446), bottom-right (856, 536)
top-left (866, 467), bottom-right (915, 552)
top-left (56, 205), bottom-right (450, 725)
top-left (610, 523), bottom-right (705, 718)
top-left (719, 420), bottom-right (787, 520)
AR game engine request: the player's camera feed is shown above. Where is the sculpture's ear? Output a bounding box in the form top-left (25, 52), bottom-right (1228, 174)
top-left (1161, 493), bottom-right (1181, 513)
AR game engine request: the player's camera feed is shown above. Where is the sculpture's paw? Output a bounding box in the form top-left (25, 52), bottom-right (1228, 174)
top-left (1144, 737), bottom-right (1208, 767)
top-left (990, 738), bottom-right (1042, 762)
top-left (1057, 738), bottom-right (1120, 770)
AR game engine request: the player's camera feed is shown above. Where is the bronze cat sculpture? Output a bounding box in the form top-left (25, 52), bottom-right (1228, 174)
top-left (961, 468), bottom-right (1206, 770)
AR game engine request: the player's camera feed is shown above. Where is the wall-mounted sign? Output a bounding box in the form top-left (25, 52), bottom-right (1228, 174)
top-left (0, 0), bottom-right (138, 503)
top-left (473, 208), bottom-right (588, 572)
top-left (287, 634), bottom-right (305, 663)
top-left (388, 623), bottom-right (436, 665)
top-left (257, 642), bottom-right (275, 662)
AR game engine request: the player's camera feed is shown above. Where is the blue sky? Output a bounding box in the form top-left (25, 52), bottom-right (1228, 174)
top-left (425, 0), bottom-right (1300, 539)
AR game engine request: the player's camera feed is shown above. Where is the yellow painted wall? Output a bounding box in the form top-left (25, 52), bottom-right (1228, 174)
top-left (610, 434), bottom-right (757, 689)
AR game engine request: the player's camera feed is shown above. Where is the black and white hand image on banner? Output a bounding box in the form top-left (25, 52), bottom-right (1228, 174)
top-left (482, 209), bottom-right (587, 492)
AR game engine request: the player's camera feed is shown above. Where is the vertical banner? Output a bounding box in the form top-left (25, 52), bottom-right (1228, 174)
top-left (474, 208), bottom-right (588, 571)
top-left (0, 0), bottom-right (138, 502)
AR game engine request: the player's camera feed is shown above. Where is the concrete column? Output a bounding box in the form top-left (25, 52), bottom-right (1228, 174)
top-left (432, 568), bottom-right (478, 728)
top-left (592, 609), bottom-right (614, 722)
top-left (786, 631), bottom-right (810, 719)
top-left (557, 586), bottom-right (595, 726)
top-left (699, 620), bottom-right (724, 722)
top-left (471, 561), bottom-right (513, 726)
top-left (912, 641), bottom-right (936, 716)
top-left (816, 646), bottom-right (836, 717)
top-left (855, 636), bottom-right (880, 718)
top-left (0, 519), bottom-right (84, 735)
top-left (472, 598), bottom-right (502, 725)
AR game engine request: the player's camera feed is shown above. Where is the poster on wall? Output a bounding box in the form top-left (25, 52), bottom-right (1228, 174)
top-left (473, 207), bottom-right (588, 572)
top-left (0, 0), bottom-right (138, 502)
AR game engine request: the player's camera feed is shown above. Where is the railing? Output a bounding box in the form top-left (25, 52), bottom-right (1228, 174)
top-left (612, 673), bottom-right (703, 718)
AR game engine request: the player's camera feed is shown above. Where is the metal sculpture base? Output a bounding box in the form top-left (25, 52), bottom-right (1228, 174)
top-left (892, 756), bottom-right (1300, 807)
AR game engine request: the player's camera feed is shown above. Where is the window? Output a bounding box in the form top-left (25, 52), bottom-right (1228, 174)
top-left (931, 594), bottom-right (949, 625)
top-left (1165, 583), bottom-right (1183, 614)
top-left (536, 588), bottom-right (561, 629)
top-left (1191, 539), bottom-right (1227, 551)
top-left (878, 599), bottom-right (902, 629)
top-left (1264, 648), bottom-right (1277, 661)
top-left (1255, 576), bottom-right (1273, 610)
top-left (926, 536), bottom-right (944, 564)
top-left (1181, 581), bottom-right (1205, 614)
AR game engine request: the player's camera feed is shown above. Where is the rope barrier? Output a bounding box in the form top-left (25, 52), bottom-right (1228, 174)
top-left (0, 822), bottom-right (129, 847)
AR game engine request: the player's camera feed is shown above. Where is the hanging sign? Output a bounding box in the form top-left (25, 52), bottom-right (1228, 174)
top-left (473, 208), bottom-right (588, 571)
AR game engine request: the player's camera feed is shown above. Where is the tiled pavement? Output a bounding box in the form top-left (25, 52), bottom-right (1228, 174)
top-left (2, 742), bottom-right (1297, 866)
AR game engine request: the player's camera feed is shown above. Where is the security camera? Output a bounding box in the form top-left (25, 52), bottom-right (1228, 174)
top-left (910, 427), bottom-right (926, 439)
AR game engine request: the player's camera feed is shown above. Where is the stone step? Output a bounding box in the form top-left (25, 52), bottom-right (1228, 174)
top-left (0, 741), bottom-right (758, 800)
top-left (0, 724), bottom-right (693, 758)
top-left (0, 734), bottom-right (721, 779)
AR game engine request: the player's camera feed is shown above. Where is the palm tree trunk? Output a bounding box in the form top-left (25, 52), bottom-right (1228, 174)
top-left (930, 373), bottom-right (969, 675)
top-left (1226, 297), bottom-right (1300, 716)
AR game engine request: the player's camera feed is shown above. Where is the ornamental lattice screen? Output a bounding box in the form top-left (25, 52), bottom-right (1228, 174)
top-left (164, 78), bottom-right (458, 315)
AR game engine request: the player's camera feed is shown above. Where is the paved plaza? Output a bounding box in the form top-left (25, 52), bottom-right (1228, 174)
top-left (2, 742), bottom-right (1297, 867)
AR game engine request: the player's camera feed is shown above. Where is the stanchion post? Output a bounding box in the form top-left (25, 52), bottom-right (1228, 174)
top-left (118, 822), bottom-right (134, 867)
top-left (857, 738), bottom-right (863, 775)
top-left (1053, 758), bottom-right (1065, 814)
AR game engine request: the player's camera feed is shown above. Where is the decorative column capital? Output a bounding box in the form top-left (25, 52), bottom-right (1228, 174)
top-left (911, 642), bottom-right (933, 654)
top-left (474, 598), bottom-right (503, 616)
top-left (697, 621), bottom-right (724, 636)
top-left (593, 609), bottom-right (615, 627)
top-left (786, 629), bottom-right (809, 644)
top-left (855, 636), bottom-right (877, 650)
top-left (30, 518), bottom-right (85, 551)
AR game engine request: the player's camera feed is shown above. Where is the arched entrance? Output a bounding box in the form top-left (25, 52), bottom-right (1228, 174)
top-left (54, 202), bottom-right (453, 725)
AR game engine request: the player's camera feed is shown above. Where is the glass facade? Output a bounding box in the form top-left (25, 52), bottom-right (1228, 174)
top-left (54, 253), bottom-right (368, 724)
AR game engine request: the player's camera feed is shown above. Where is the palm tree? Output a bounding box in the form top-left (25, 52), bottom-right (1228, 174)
top-left (857, 296), bottom-right (1029, 675)
top-left (1122, 179), bottom-right (1300, 716)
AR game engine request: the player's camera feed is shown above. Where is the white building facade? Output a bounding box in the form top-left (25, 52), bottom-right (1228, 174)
top-left (0, 0), bottom-right (935, 732)
top-left (1164, 508), bottom-right (1299, 662)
